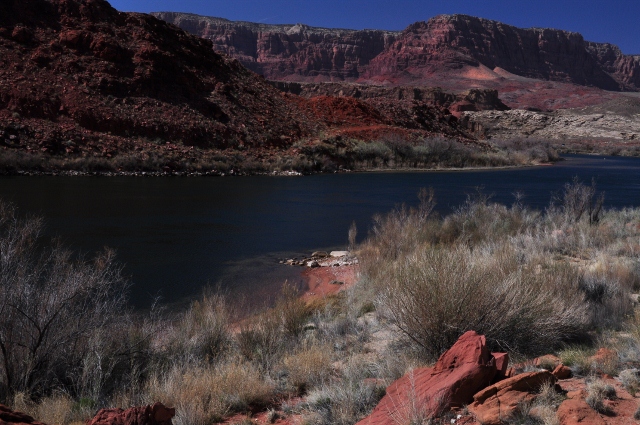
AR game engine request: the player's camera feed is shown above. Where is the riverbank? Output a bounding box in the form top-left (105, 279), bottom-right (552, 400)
top-left (0, 135), bottom-right (560, 176)
top-left (0, 159), bottom-right (557, 177)
top-left (301, 264), bottom-right (359, 302)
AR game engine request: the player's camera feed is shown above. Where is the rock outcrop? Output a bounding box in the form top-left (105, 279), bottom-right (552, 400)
top-left (461, 97), bottom-right (640, 142)
top-left (87, 402), bottom-right (175, 425)
top-left (356, 331), bottom-right (503, 425)
top-left (365, 15), bottom-right (638, 91)
top-left (270, 81), bottom-right (509, 115)
top-left (468, 371), bottom-right (557, 425)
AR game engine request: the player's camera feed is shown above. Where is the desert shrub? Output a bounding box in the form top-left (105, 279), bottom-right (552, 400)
top-left (635, 404), bottom-right (640, 421)
top-left (438, 191), bottom-right (538, 245)
top-left (579, 270), bottom-right (634, 330)
top-left (585, 379), bottom-right (616, 414)
top-left (0, 201), bottom-right (128, 401)
top-left (376, 245), bottom-right (589, 358)
top-left (352, 141), bottom-right (392, 166)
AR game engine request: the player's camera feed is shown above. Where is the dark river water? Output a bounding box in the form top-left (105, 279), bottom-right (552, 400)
top-left (0, 154), bottom-right (639, 308)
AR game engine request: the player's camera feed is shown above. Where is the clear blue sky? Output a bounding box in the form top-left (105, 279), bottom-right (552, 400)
top-left (108, 0), bottom-right (640, 54)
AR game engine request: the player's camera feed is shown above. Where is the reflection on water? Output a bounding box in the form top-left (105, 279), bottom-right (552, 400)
top-left (0, 154), bottom-right (639, 308)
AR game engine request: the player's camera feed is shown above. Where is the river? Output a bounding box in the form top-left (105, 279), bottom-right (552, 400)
top-left (0, 154), bottom-right (638, 308)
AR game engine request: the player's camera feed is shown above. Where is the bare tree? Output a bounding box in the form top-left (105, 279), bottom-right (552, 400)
top-left (0, 201), bottom-right (128, 400)
top-left (561, 177), bottom-right (605, 224)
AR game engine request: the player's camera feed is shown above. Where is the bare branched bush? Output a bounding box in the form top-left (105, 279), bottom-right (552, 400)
top-left (0, 202), bottom-right (128, 402)
top-left (556, 178), bottom-right (604, 225)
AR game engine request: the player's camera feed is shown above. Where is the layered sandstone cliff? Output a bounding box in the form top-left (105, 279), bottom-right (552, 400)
top-left (151, 12), bottom-right (398, 81)
top-left (155, 12), bottom-right (640, 93)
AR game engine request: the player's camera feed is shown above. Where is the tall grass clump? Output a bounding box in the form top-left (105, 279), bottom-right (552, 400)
top-left (164, 292), bottom-right (232, 364)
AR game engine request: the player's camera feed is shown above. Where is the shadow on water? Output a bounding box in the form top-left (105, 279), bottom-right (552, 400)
top-left (0, 154), bottom-right (639, 309)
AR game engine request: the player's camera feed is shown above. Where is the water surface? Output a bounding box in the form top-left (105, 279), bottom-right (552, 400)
top-left (0, 154), bottom-right (638, 308)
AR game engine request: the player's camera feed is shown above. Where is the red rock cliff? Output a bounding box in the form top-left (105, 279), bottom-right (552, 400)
top-left (155, 13), bottom-right (640, 92)
top-left (151, 12), bottom-right (398, 81)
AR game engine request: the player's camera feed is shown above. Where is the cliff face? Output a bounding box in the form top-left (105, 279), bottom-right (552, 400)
top-left (151, 12), bottom-right (398, 81)
top-left (366, 15), bottom-right (624, 90)
top-left (155, 12), bottom-right (640, 93)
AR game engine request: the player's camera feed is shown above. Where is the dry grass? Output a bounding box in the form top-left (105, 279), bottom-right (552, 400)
top-left (619, 369), bottom-right (640, 396)
top-left (302, 359), bottom-right (386, 425)
top-left (11, 392), bottom-right (89, 425)
top-left (145, 360), bottom-right (274, 425)
top-left (558, 346), bottom-right (594, 376)
top-left (166, 292), bottom-right (231, 363)
top-left (283, 343), bottom-right (333, 393)
top-left (585, 379), bottom-right (616, 414)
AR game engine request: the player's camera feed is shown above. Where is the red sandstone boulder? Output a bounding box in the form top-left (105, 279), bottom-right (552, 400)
top-left (534, 354), bottom-right (562, 370)
top-left (87, 403), bottom-right (175, 425)
top-left (491, 352), bottom-right (510, 381)
top-left (557, 398), bottom-right (606, 425)
top-left (552, 365), bottom-right (573, 380)
top-left (468, 371), bottom-right (556, 425)
top-left (356, 331), bottom-right (503, 425)
top-left (0, 404), bottom-right (47, 425)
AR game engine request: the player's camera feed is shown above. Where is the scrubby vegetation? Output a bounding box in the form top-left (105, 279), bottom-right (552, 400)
top-left (0, 135), bottom-right (558, 176)
top-left (1, 178), bottom-right (640, 424)
top-left (359, 180), bottom-right (638, 358)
